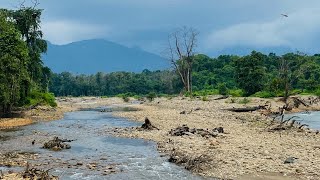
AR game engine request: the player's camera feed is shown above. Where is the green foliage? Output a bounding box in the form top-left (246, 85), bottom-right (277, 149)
top-left (192, 89), bottom-right (219, 96)
top-left (238, 98), bottom-right (250, 104)
top-left (50, 70), bottom-right (180, 97)
top-left (218, 83), bottom-right (228, 95)
top-left (314, 88), bottom-right (320, 96)
top-left (122, 96), bottom-right (129, 102)
top-left (229, 89), bottom-right (244, 97)
top-left (0, 7), bottom-right (51, 114)
top-left (235, 51), bottom-right (267, 96)
top-left (251, 91), bottom-right (275, 98)
top-left (25, 92), bottom-right (57, 107)
top-left (201, 96), bottom-right (209, 101)
top-left (146, 92), bottom-right (157, 102)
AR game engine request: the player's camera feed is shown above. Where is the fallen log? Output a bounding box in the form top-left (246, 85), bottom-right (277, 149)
top-left (213, 95), bottom-right (229, 100)
top-left (224, 105), bottom-right (266, 112)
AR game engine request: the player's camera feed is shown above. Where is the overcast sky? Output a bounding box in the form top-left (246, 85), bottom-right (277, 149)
top-left (1, 0), bottom-right (320, 55)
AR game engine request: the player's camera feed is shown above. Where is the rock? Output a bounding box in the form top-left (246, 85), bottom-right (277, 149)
top-left (213, 127), bottom-right (224, 133)
top-left (76, 162), bottom-right (83, 166)
top-left (284, 157), bottom-right (298, 164)
top-left (180, 111), bottom-right (186, 114)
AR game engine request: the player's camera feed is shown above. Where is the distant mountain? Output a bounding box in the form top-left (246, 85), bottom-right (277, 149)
top-left (43, 39), bottom-right (169, 74)
top-left (209, 46), bottom-right (296, 57)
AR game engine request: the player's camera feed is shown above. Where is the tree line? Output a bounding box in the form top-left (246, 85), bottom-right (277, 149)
top-left (0, 6), bottom-right (54, 115)
top-left (50, 51), bottom-right (320, 98)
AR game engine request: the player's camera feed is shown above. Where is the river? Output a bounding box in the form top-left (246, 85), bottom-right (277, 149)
top-left (0, 108), bottom-right (207, 180)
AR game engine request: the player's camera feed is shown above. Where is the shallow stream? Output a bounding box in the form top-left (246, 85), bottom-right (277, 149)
top-left (284, 111), bottom-right (320, 130)
top-left (0, 108), bottom-right (205, 180)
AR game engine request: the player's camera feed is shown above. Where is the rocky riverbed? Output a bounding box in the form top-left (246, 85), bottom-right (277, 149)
top-left (112, 96), bottom-right (320, 180)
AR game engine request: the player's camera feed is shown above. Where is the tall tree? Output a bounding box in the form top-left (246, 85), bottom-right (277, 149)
top-left (0, 13), bottom-right (29, 114)
top-left (167, 27), bottom-right (198, 94)
top-left (7, 5), bottom-right (47, 93)
top-left (235, 51), bottom-right (267, 96)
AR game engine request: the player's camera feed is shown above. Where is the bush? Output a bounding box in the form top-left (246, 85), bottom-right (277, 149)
top-left (202, 96), bottom-right (209, 101)
top-left (314, 88), bottom-right (320, 96)
top-left (229, 89), bottom-right (244, 97)
top-left (146, 92), bottom-right (157, 102)
top-left (251, 91), bottom-right (275, 98)
top-left (25, 92), bottom-right (57, 107)
top-left (239, 98), bottom-right (250, 104)
top-left (217, 83), bottom-right (228, 95)
top-left (122, 96), bottom-right (130, 102)
top-left (192, 89), bottom-right (219, 97)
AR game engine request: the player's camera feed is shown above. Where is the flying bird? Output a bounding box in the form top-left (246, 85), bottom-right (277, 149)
top-left (281, 14), bottom-right (288, 17)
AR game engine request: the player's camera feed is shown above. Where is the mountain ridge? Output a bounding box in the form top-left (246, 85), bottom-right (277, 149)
top-left (43, 39), bottom-right (169, 74)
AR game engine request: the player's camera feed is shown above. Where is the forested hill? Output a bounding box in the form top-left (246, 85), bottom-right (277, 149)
top-left (43, 39), bottom-right (169, 74)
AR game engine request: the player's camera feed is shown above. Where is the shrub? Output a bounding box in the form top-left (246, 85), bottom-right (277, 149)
top-left (202, 96), bottom-right (209, 101)
top-left (229, 89), bottom-right (244, 97)
top-left (251, 91), bottom-right (275, 98)
top-left (315, 88), bottom-right (320, 96)
top-left (122, 96), bottom-right (130, 102)
top-left (146, 92), bottom-right (157, 102)
top-left (25, 92), bottom-right (57, 107)
top-left (218, 83), bottom-right (228, 95)
top-left (239, 98), bottom-right (250, 104)
top-left (192, 89), bottom-right (219, 97)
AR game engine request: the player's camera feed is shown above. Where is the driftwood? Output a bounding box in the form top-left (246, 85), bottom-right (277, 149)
top-left (292, 97), bottom-right (309, 107)
top-left (169, 125), bottom-right (224, 137)
top-left (224, 105), bottom-right (266, 112)
top-left (43, 137), bottom-right (74, 150)
top-left (21, 163), bottom-right (58, 180)
top-left (168, 151), bottom-right (210, 173)
top-left (214, 95), bottom-right (229, 100)
top-left (140, 117), bottom-right (159, 130)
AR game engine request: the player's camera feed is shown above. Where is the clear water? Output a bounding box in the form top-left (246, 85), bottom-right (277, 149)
top-left (0, 110), bottom-right (207, 180)
top-left (284, 111), bottom-right (320, 130)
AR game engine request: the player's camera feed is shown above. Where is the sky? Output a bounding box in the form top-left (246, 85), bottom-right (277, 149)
top-left (1, 0), bottom-right (320, 55)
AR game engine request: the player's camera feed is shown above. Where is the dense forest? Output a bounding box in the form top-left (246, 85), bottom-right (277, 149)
top-left (50, 51), bottom-right (320, 98)
top-left (0, 7), bottom-right (55, 115)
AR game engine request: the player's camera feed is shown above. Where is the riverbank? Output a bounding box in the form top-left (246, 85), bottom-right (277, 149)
top-left (0, 97), bottom-right (124, 129)
top-left (112, 95), bottom-right (320, 180)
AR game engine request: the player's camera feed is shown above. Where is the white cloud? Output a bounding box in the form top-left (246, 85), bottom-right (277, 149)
top-left (206, 8), bottom-right (320, 51)
top-left (42, 20), bottom-right (110, 45)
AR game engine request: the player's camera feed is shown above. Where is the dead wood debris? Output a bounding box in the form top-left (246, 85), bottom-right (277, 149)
top-left (43, 137), bottom-right (74, 151)
top-left (139, 117), bottom-right (159, 130)
top-left (168, 151), bottom-right (211, 173)
top-left (169, 124), bottom-right (224, 137)
top-left (21, 162), bottom-right (58, 180)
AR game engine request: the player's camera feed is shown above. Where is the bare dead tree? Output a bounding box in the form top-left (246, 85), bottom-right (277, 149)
top-left (279, 57), bottom-right (291, 107)
top-left (167, 26), bottom-right (198, 94)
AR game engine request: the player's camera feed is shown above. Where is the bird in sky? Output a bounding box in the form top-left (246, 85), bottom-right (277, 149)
top-left (281, 14), bottom-right (288, 17)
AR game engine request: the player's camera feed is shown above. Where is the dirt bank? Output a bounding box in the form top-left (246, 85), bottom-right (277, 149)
top-left (112, 96), bottom-right (320, 180)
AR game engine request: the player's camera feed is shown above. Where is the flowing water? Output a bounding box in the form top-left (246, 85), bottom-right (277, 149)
top-left (0, 108), bottom-right (206, 180)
